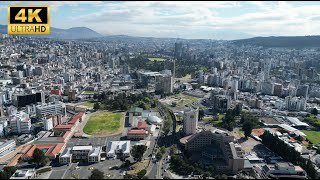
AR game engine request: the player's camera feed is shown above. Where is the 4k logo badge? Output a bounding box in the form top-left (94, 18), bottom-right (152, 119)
top-left (8, 5), bottom-right (50, 34)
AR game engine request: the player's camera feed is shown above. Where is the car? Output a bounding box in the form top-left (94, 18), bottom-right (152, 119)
top-left (75, 166), bottom-right (80, 170)
top-left (88, 167), bottom-right (94, 170)
top-left (164, 169), bottom-right (167, 172)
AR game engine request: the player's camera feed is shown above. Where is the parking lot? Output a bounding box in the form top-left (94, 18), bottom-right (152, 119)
top-left (63, 159), bottom-right (124, 179)
top-left (240, 137), bottom-right (274, 158)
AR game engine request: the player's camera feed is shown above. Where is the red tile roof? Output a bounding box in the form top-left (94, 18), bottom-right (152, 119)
top-left (53, 124), bottom-right (74, 129)
top-left (137, 121), bottom-right (147, 129)
top-left (68, 112), bottom-right (85, 124)
top-left (22, 143), bottom-right (65, 158)
top-left (57, 131), bottom-right (71, 141)
top-left (128, 129), bottom-right (146, 135)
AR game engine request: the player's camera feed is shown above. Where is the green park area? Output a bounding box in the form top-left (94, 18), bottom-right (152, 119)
top-left (304, 115), bottom-right (320, 128)
top-left (148, 57), bottom-right (166, 61)
top-left (80, 101), bottom-right (95, 108)
top-left (83, 112), bottom-right (123, 135)
top-left (175, 93), bottom-right (199, 107)
top-left (83, 91), bottom-right (96, 95)
top-left (301, 130), bottom-right (320, 144)
top-left (203, 114), bottom-right (225, 126)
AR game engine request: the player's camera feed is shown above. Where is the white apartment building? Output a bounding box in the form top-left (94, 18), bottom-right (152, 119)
top-left (43, 117), bottom-right (53, 131)
top-left (183, 106), bottom-right (199, 135)
top-left (10, 111), bottom-right (31, 134)
top-left (35, 102), bottom-right (66, 117)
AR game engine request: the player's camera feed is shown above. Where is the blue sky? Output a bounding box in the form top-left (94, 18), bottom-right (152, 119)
top-left (1, 1), bottom-right (320, 39)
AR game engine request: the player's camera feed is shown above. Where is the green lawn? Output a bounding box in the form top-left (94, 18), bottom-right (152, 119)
top-left (301, 130), bottom-right (320, 144)
top-left (175, 93), bottom-right (199, 107)
top-left (304, 115), bottom-right (320, 127)
top-left (203, 116), bottom-right (213, 122)
top-left (83, 91), bottom-right (96, 95)
top-left (80, 101), bottom-right (95, 108)
top-left (148, 57), bottom-right (166, 61)
top-left (83, 112), bottom-right (122, 135)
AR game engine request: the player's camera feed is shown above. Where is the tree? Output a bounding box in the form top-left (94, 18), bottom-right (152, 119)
top-left (32, 148), bottom-right (48, 167)
top-left (242, 120), bottom-right (254, 138)
top-left (311, 108), bottom-right (318, 116)
top-left (163, 176), bottom-right (170, 179)
top-left (89, 169), bottom-right (104, 179)
top-left (93, 102), bottom-right (100, 110)
top-left (137, 169), bottom-right (147, 179)
top-left (160, 146), bottom-right (166, 155)
top-left (156, 152), bottom-right (163, 160)
top-left (0, 166), bottom-right (17, 179)
top-left (203, 172), bottom-right (211, 179)
top-left (234, 104), bottom-right (242, 116)
top-left (170, 145), bottom-right (177, 155)
top-left (124, 174), bottom-right (133, 179)
top-left (141, 176), bottom-right (148, 179)
top-left (198, 109), bottom-right (204, 121)
top-left (131, 145), bottom-right (147, 162)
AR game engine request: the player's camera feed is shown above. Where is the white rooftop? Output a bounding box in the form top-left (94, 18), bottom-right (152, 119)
top-left (72, 146), bottom-right (93, 151)
top-left (106, 141), bottom-right (130, 155)
top-left (286, 117), bottom-right (309, 127)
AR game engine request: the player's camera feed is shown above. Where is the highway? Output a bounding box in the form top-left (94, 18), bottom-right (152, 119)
top-left (146, 101), bottom-right (178, 179)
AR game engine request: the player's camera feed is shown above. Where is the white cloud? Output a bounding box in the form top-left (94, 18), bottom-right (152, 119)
top-left (3, 1), bottom-right (320, 38)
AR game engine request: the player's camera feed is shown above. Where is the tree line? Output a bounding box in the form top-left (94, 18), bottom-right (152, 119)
top-left (260, 130), bottom-right (317, 179)
top-left (94, 91), bottom-right (156, 111)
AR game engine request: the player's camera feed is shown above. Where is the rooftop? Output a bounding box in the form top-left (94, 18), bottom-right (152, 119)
top-left (72, 146), bottom-right (93, 151)
top-left (68, 112), bottom-right (85, 124)
top-left (127, 129), bottom-right (146, 134)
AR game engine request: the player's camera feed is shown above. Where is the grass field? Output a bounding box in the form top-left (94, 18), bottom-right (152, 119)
top-left (175, 93), bottom-right (199, 107)
top-left (83, 91), bottom-right (96, 95)
top-left (148, 57), bottom-right (166, 61)
top-left (204, 114), bottom-right (224, 122)
top-left (203, 116), bottom-right (213, 122)
top-left (83, 112), bottom-right (122, 135)
top-left (301, 130), bottom-right (320, 144)
top-left (127, 160), bottom-right (149, 175)
top-left (176, 74), bottom-right (192, 80)
top-left (80, 101), bottom-right (95, 108)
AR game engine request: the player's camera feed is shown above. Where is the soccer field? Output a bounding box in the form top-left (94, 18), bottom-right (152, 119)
top-left (83, 112), bottom-right (123, 135)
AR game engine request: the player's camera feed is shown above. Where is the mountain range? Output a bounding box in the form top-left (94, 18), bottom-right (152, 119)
top-left (232, 36), bottom-right (320, 48)
top-left (2, 24), bottom-right (320, 48)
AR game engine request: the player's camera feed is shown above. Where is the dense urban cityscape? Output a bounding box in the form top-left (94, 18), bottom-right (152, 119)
top-left (1, 1), bottom-right (320, 179)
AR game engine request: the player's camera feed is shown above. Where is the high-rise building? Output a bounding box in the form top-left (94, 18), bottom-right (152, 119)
top-left (296, 85), bottom-right (309, 98)
top-left (183, 106), bottom-right (199, 135)
top-left (95, 73), bottom-right (101, 83)
top-left (261, 82), bottom-right (274, 95)
top-left (155, 74), bottom-right (173, 95)
top-left (68, 90), bottom-right (76, 102)
top-left (10, 111), bottom-right (31, 134)
top-left (273, 83), bottom-right (283, 97)
top-left (174, 42), bottom-right (183, 60)
top-left (13, 92), bottom-right (45, 108)
top-left (212, 94), bottom-right (231, 113)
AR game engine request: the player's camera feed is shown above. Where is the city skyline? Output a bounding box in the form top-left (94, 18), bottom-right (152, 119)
top-left (1, 1), bottom-right (320, 39)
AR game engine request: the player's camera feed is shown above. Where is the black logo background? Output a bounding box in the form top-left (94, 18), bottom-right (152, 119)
top-left (9, 7), bottom-right (48, 24)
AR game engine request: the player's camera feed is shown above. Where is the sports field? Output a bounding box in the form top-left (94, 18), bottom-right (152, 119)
top-left (301, 130), bottom-right (320, 144)
top-left (83, 91), bottom-right (95, 95)
top-left (83, 112), bottom-right (123, 135)
top-left (148, 57), bottom-right (166, 61)
top-left (80, 101), bottom-right (95, 108)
